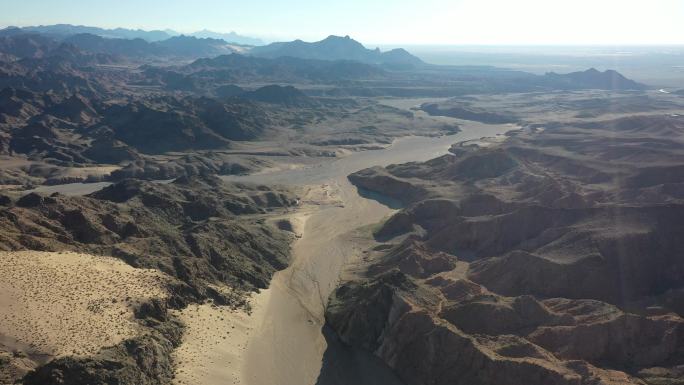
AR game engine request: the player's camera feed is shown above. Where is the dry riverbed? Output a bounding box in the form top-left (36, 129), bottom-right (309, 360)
top-left (215, 119), bottom-right (516, 385)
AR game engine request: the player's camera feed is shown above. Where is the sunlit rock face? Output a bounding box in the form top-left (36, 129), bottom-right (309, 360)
top-left (329, 115), bottom-right (684, 385)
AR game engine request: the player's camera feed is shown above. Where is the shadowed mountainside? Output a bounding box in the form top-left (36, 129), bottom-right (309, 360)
top-left (250, 35), bottom-right (424, 68)
top-left (331, 113), bottom-right (684, 385)
top-left (0, 175), bottom-right (298, 305)
top-left (2, 24), bottom-right (263, 45)
top-left (545, 68), bottom-right (647, 90)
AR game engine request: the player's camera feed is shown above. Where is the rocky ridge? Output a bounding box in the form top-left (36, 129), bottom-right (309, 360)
top-left (329, 114), bottom-right (684, 385)
top-left (0, 175), bottom-right (298, 305)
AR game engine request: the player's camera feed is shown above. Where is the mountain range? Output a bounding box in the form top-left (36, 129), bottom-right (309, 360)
top-left (0, 25), bottom-right (646, 95)
top-left (1, 24), bottom-right (262, 45)
top-left (0, 31), bottom-right (243, 60)
top-left (545, 68), bottom-right (645, 90)
top-left (190, 29), bottom-right (264, 46)
top-left (0, 29), bottom-right (425, 67)
top-left (5, 27), bottom-right (642, 83)
top-left (250, 35), bottom-right (424, 68)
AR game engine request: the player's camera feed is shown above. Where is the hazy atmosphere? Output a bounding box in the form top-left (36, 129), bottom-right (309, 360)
top-left (3, 0), bottom-right (684, 44)
top-left (2, 2), bottom-right (684, 385)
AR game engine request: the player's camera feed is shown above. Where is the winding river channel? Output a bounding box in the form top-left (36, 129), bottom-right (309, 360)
top-left (31, 107), bottom-right (514, 384)
top-left (224, 120), bottom-right (514, 385)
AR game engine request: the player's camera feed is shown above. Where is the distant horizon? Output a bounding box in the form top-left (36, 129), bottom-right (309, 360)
top-left (3, 23), bottom-right (684, 49)
top-left (2, 0), bottom-right (683, 45)
top-left (9, 22), bottom-right (681, 86)
top-left (1, 23), bottom-right (246, 36)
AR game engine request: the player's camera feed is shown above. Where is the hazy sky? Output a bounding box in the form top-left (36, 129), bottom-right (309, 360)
top-left (2, 0), bottom-right (683, 45)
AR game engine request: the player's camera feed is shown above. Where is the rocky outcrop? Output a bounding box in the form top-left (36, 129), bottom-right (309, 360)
top-left (44, 93), bottom-right (97, 123)
top-left (421, 102), bottom-right (518, 124)
top-left (23, 298), bottom-right (184, 385)
top-left (0, 175), bottom-right (298, 305)
top-left (348, 166), bottom-right (431, 205)
top-left (241, 85), bottom-right (313, 107)
top-left (97, 102), bottom-right (231, 154)
top-left (368, 238), bottom-right (458, 279)
top-left (23, 333), bottom-right (177, 385)
top-left (327, 271), bottom-right (651, 385)
top-left (1, 84), bottom-right (282, 186)
top-left (109, 155), bottom-right (268, 181)
top-left (331, 116), bottom-right (684, 385)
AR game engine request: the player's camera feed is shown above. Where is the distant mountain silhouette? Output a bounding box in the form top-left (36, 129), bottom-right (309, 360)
top-left (185, 53), bottom-right (386, 82)
top-left (190, 30), bottom-right (263, 46)
top-left (1, 25), bottom-right (264, 47)
top-left (544, 68), bottom-right (646, 90)
top-left (64, 33), bottom-right (165, 57)
top-left (0, 33), bottom-right (115, 70)
top-left (250, 35), bottom-right (423, 68)
top-left (2, 29), bottom-right (419, 67)
top-left (45, 33), bottom-right (238, 60)
top-left (4, 24), bottom-right (173, 41)
top-left (156, 35), bottom-right (238, 57)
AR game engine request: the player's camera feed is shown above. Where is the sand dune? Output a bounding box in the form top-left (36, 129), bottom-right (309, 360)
top-left (0, 251), bottom-right (169, 358)
top-left (171, 299), bottom-right (257, 385)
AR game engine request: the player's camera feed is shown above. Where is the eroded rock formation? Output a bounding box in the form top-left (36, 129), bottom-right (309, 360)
top-left (329, 115), bottom-right (684, 385)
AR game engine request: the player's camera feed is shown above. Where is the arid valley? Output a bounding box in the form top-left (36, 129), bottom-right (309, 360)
top-left (1, 13), bottom-right (684, 385)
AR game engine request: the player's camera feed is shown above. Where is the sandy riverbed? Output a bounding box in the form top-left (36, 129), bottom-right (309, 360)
top-left (13, 114), bottom-right (515, 385)
top-left (220, 119), bottom-right (515, 385)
